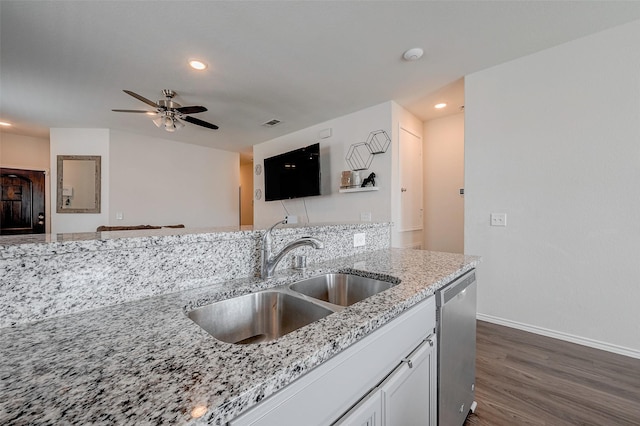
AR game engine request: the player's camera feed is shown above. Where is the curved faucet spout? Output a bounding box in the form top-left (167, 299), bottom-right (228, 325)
top-left (260, 220), bottom-right (324, 279)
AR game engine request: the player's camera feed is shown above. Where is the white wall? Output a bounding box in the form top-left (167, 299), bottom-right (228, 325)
top-left (0, 132), bottom-right (50, 170)
top-left (109, 130), bottom-right (239, 228)
top-left (465, 19), bottom-right (640, 357)
top-left (253, 102), bottom-right (393, 228)
top-left (423, 112), bottom-right (464, 253)
top-left (50, 128), bottom-right (110, 233)
top-left (0, 132), bottom-right (51, 232)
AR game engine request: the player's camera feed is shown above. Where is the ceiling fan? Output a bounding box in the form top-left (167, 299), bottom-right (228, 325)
top-left (112, 89), bottom-right (219, 132)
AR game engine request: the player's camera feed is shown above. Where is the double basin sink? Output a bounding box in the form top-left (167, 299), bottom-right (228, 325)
top-left (187, 273), bottom-right (398, 345)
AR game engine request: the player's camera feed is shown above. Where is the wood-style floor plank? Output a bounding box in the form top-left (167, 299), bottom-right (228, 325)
top-left (463, 321), bottom-right (640, 426)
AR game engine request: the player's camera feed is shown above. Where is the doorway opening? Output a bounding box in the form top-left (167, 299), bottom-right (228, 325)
top-left (239, 155), bottom-right (254, 226)
top-left (1, 168), bottom-right (46, 234)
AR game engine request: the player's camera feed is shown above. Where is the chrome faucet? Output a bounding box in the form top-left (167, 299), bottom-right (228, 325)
top-left (260, 219), bottom-right (324, 279)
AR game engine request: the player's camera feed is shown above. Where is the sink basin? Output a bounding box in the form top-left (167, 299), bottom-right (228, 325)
top-left (290, 273), bottom-right (397, 306)
top-left (187, 291), bottom-right (333, 344)
top-left (187, 273), bottom-right (398, 344)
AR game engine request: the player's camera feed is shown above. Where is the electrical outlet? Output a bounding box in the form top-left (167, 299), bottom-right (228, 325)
top-left (285, 215), bottom-right (298, 224)
top-left (353, 233), bottom-right (366, 247)
top-left (360, 212), bottom-right (372, 222)
top-left (490, 213), bottom-right (507, 227)
top-left (116, 212), bottom-right (124, 220)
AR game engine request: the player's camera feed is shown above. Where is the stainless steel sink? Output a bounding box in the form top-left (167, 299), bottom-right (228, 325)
top-left (187, 273), bottom-right (398, 345)
top-left (289, 273), bottom-right (397, 306)
top-left (187, 290), bottom-right (333, 344)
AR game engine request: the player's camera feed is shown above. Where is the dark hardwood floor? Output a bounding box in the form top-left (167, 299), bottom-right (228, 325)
top-left (463, 321), bottom-right (640, 426)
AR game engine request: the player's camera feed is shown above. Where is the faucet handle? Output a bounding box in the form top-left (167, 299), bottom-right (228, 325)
top-left (263, 219), bottom-right (288, 245)
top-left (306, 236), bottom-right (324, 249)
top-left (267, 219), bottom-right (287, 233)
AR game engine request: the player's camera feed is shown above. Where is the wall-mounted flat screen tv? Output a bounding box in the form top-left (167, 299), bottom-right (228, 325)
top-left (264, 143), bottom-right (321, 201)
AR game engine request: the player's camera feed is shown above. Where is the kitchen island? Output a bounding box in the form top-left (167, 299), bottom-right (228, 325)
top-left (0, 225), bottom-right (478, 425)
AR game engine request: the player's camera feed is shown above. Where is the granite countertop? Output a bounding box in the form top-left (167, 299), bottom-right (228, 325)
top-left (0, 248), bottom-right (479, 425)
top-left (0, 222), bottom-right (387, 259)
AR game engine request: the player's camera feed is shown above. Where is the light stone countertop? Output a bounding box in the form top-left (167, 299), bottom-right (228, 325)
top-left (0, 248), bottom-right (479, 425)
top-left (0, 222), bottom-right (386, 259)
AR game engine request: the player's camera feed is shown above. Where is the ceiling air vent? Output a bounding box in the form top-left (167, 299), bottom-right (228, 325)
top-left (262, 119), bottom-right (282, 127)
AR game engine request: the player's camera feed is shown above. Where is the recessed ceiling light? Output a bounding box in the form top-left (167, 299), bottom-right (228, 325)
top-left (434, 103), bottom-right (447, 109)
top-left (403, 47), bottom-right (424, 61)
top-left (189, 59), bottom-right (207, 70)
top-left (0, 121), bottom-right (12, 127)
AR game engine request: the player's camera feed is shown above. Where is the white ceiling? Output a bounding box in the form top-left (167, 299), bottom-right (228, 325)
top-left (2, 1), bottom-right (640, 157)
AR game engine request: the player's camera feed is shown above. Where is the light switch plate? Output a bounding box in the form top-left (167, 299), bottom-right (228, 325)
top-left (360, 212), bottom-right (372, 222)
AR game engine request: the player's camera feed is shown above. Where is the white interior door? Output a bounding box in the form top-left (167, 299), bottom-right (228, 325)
top-left (399, 127), bottom-right (423, 231)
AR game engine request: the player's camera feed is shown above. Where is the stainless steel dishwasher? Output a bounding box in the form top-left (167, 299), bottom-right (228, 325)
top-left (436, 269), bottom-right (477, 426)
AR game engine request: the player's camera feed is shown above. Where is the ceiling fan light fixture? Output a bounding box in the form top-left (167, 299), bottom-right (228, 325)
top-left (172, 118), bottom-right (185, 131)
top-left (152, 116), bottom-right (164, 127)
top-left (156, 115), bottom-right (184, 133)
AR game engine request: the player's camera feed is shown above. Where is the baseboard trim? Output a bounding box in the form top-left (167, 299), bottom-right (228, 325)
top-left (476, 313), bottom-right (640, 360)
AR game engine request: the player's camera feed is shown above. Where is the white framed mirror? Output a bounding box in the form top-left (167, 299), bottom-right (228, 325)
top-left (56, 155), bottom-right (101, 213)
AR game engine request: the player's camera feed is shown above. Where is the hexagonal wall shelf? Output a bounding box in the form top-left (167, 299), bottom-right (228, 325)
top-left (345, 142), bottom-right (374, 171)
top-left (366, 130), bottom-right (391, 154)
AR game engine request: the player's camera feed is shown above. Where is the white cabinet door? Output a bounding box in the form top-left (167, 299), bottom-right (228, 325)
top-left (398, 126), bottom-right (423, 232)
top-left (231, 298), bottom-right (436, 426)
top-left (333, 388), bottom-right (382, 426)
top-left (338, 336), bottom-right (437, 426)
top-left (380, 337), bottom-right (436, 426)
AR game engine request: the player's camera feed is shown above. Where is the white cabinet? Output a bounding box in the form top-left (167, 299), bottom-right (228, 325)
top-left (230, 297), bottom-right (436, 426)
top-left (381, 337), bottom-right (436, 425)
top-left (336, 336), bottom-right (437, 426)
top-left (333, 388), bottom-right (382, 426)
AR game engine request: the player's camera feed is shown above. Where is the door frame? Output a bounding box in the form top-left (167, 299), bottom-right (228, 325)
top-left (0, 166), bottom-right (50, 234)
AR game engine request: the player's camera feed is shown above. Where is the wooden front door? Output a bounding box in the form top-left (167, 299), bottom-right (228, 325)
top-left (0, 168), bottom-right (46, 234)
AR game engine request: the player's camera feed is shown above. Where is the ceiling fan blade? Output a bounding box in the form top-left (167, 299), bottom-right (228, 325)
top-left (112, 109), bottom-right (156, 113)
top-left (183, 116), bottom-right (219, 130)
top-left (175, 105), bottom-right (207, 114)
top-left (123, 90), bottom-right (158, 108)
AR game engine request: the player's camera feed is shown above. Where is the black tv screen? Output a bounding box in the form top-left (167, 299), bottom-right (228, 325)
top-left (264, 143), bottom-right (321, 201)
